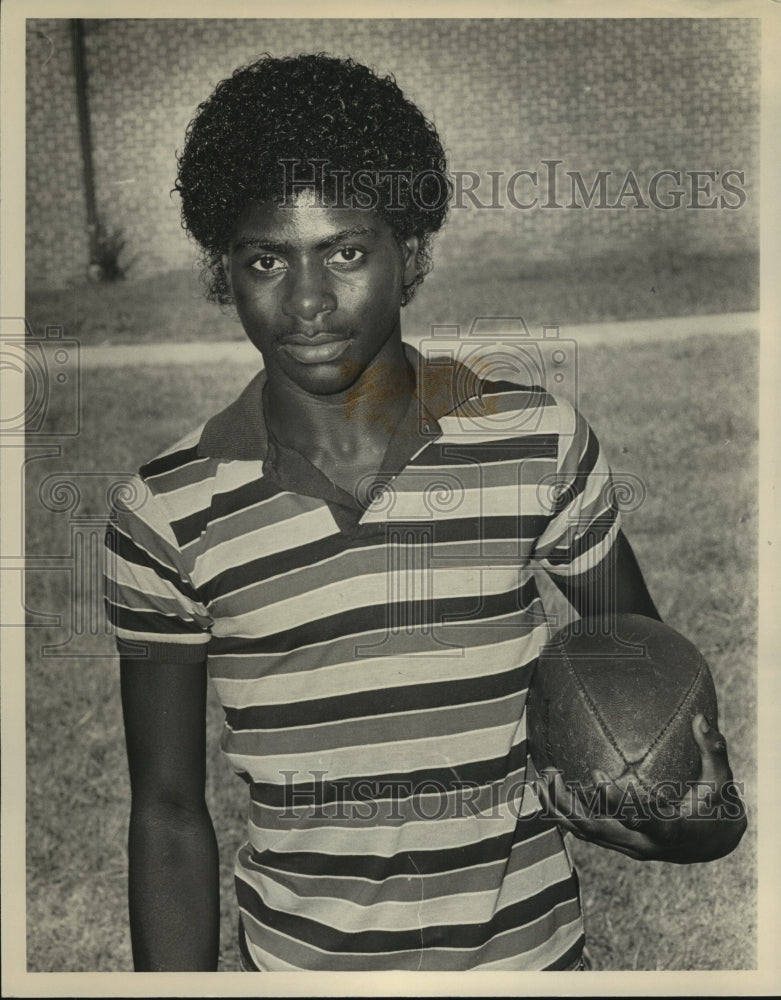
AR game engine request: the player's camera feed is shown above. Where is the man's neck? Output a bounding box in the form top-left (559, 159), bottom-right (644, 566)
top-left (264, 336), bottom-right (415, 463)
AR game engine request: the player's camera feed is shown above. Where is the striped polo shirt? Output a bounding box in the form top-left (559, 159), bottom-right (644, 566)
top-left (105, 345), bottom-right (621, 971)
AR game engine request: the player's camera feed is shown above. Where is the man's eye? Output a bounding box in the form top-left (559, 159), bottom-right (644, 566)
top-left (329, 247), bottom-right (365, 265)
top-left (250, 255), bottom-right (285, 272)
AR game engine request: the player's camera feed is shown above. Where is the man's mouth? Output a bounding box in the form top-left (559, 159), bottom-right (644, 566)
top-left (279, 332), bottom-right (351, 365)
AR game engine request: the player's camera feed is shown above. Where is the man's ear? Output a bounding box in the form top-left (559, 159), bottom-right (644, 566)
top-left (221, 253), bottom-right (232, 294)
top-left (401, 236), bottom-right (420, 286)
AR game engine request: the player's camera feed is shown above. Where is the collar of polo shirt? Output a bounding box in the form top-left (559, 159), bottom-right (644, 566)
top-left (196, 343), bottom-right (475, 463)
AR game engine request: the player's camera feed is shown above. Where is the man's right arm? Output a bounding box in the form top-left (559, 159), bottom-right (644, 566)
top-left (120, 654), bottom-right (220, 971)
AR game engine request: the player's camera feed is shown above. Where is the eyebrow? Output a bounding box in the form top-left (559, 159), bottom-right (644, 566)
top-left (232, 226), bottom-right (377, 254)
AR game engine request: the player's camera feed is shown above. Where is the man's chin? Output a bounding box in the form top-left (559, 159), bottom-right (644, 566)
top-left (285, 364), bottom-right (363, 398)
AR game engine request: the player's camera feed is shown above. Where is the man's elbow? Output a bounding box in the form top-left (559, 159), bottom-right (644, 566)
top-left (129, 791), bottom-right (214, 847)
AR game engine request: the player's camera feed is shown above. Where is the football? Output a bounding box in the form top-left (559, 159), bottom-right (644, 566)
top-left (525, 613), bottom-right (718, 801)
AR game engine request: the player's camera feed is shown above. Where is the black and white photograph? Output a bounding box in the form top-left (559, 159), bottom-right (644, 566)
top-left (1, 1), bottom-right (778, 995)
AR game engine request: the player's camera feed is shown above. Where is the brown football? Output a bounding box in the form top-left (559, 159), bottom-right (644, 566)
top-left (526, 613), bottom-right (718, 801)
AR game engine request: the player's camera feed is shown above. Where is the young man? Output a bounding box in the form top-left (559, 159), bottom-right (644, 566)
top-left (105, 53), bottom-right (745, 972)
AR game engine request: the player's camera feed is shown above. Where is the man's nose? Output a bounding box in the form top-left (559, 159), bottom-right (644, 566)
top-left (282, 265), bottom-right (337, 322)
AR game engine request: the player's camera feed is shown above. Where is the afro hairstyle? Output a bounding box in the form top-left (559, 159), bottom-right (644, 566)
top-left (175, 52), bottom-right (451, 305)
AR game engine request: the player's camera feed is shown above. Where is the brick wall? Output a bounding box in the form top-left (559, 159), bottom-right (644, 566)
top-left (26, 17), bottom-right (759, 292)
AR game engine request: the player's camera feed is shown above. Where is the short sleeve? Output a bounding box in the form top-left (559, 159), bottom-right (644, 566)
top-left (531, 396), bottom-right (621, 583)
top-left (104, 475), bottom-right (212, 663)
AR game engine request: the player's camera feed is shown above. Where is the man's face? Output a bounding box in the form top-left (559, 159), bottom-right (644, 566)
top-left (222, 192), bottom-right (419, 396)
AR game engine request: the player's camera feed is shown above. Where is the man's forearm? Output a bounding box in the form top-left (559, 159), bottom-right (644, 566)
top-left (128, 800), bottom-right (220, 971)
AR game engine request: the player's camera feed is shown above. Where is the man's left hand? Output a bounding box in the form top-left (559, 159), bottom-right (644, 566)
top-left (536, 713), bottom-right (747, 863)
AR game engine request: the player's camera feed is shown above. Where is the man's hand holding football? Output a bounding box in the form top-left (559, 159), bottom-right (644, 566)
top-left (537, 713), bottom-right (747, 863)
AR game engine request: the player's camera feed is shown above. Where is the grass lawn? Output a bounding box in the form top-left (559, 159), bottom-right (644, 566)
top-left (24, 328), bottom-right (757, 972)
